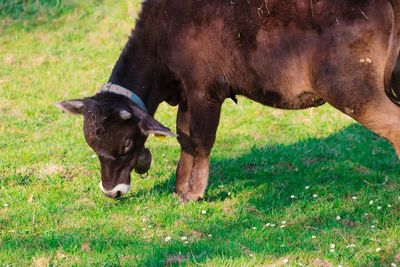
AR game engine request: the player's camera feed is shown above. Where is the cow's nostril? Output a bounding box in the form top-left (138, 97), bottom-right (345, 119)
top-left (115, 191), bottom-right (122, 198)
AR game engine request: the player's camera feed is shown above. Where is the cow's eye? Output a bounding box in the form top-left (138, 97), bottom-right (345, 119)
top-left (123, 139), bottom-right (133, 154)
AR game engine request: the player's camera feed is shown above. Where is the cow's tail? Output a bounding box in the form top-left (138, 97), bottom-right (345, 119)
top-left (385, 0), bottom-right (400, 106)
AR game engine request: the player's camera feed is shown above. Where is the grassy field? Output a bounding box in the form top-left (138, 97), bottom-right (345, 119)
top-left (1, 0), bottom-right (400, 266)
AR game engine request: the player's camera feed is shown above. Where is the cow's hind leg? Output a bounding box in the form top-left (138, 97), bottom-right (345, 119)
top-left (355, 98), bottom-right (400, 158)
top-left (311, 27), bottom-right (400, 157)
top-left (317, 77), bottom-right (400, 158)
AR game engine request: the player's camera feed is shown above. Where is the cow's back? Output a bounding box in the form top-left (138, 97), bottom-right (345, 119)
top-left (149, 0), bottom-right (400, 108)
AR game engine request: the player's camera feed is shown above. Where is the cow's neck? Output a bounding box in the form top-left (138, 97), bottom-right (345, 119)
top-left (107, 1), bottom-right (167, 116)
top-left (108, 38), bottom-right (161, 115)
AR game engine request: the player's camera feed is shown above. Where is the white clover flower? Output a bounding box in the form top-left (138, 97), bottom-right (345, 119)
top-left (388, 204), bottom-right (392, 208)
top-left (305, 186), bottom-right (310, 190)
top-left (391, 263), bottom-right (397, 267)
top-left (313, 194), bottom-right (318, 198)
top-left (290, 195), bottom-right (296, 199)
top-left (280, 225), bottom-right (286, 229)
top-left (249, 254), bottom-right (254, 257)
top-left (270, 224), bottom-right (276, 227)
top-left (330, 249), bottom-right (335, 253)
top-left (336, 216), bottom-right (341, 221)
top-left (369, 200), bottom-right (374, 205)
top-left (208, 234), bottom-right (212, 238)
top-left (283, 259), bottom-right (289, 264)
top-left (142, 227), bottom-right (147, 231)
top-left (330, 244), bottom-right (336, 249)
top-left (352, 196), bottom-right (357, 200)
top-left (181, 236), bottom-right (187, 241)
top-left (376, 247), bottom-right (382, 252)
top-left (312, 236), bottom-right (317, 239)
top-left (377, 206), bottom-right (382, 210)
top-left (265, 223), bottom-right (271, 227)
top-left (3, 204), bottom-right (8, 207)
top-left (252, 227), bottom-right (257, 230)
top-left (281, 221), bottom-right (287, 225)
top-left (371, 225), bottom-right (376, 229)
top-left (201, 210), bottom-right (207, 215)
top-left (165, 236), bottom-right (172, 242)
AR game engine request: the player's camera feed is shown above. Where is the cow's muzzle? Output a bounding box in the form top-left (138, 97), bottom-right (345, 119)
top-left (99, 182), bottom-right (131, 198)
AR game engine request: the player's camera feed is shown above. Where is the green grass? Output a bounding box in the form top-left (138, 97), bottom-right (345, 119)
top-left (1, 0), bottom-right (400, 266)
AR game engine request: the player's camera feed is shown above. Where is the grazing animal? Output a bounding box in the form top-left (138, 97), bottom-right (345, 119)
top-left (58, 0), bottom-right (400, 201)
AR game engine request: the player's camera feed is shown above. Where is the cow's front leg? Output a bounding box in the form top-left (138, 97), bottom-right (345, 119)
top-left (175, 101), bottom-right (193, 195)
top-left (180, 94), bottom-right (223, 202)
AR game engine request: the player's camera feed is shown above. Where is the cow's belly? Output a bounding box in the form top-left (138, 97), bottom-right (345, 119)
top-left (235, 27), bottom-right (325, 110)
top-left (237, 55), bottom-right (326, 110)
top-left (244, 89), bottom-right (325, 110)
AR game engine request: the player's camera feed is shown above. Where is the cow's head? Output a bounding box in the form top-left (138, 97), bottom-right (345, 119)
top-left (57, 93), bottom-right (176, 198)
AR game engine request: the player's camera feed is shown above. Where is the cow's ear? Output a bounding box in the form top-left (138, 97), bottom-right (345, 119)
top-left (56, 99), bottom-right (85, 115)
top-left (127, 102), bottom-right (177, 137)
top-left (139, 115), bottom-right (177, 137)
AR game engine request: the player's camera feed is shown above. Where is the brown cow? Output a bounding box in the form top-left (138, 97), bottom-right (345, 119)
top-left (58, 0), bottom-right (400, 201)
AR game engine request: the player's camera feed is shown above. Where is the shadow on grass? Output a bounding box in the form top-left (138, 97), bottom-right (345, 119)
top-left (134, 124), bottom-right (399, 202)
top-left (132, 124), bottom-right (400, 265)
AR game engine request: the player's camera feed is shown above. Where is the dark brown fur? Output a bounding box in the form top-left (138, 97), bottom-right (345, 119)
top-left (59, 0), bottom-right (400, 201)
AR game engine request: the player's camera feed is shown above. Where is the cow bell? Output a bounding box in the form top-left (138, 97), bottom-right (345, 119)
top-left (134, 148), bottom-right (152, 176)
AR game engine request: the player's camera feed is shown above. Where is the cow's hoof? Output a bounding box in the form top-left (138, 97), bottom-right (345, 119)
top-left (172, 193), bottom-right (191, 203)
top-left (174, 186), bottom-right (189, 197)
top-left (179, 194), bottom-right (192, 203)
top-left (179, 192), bottom-right (203, 203)
top-left (172, 192), bottom-right (184, 201)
